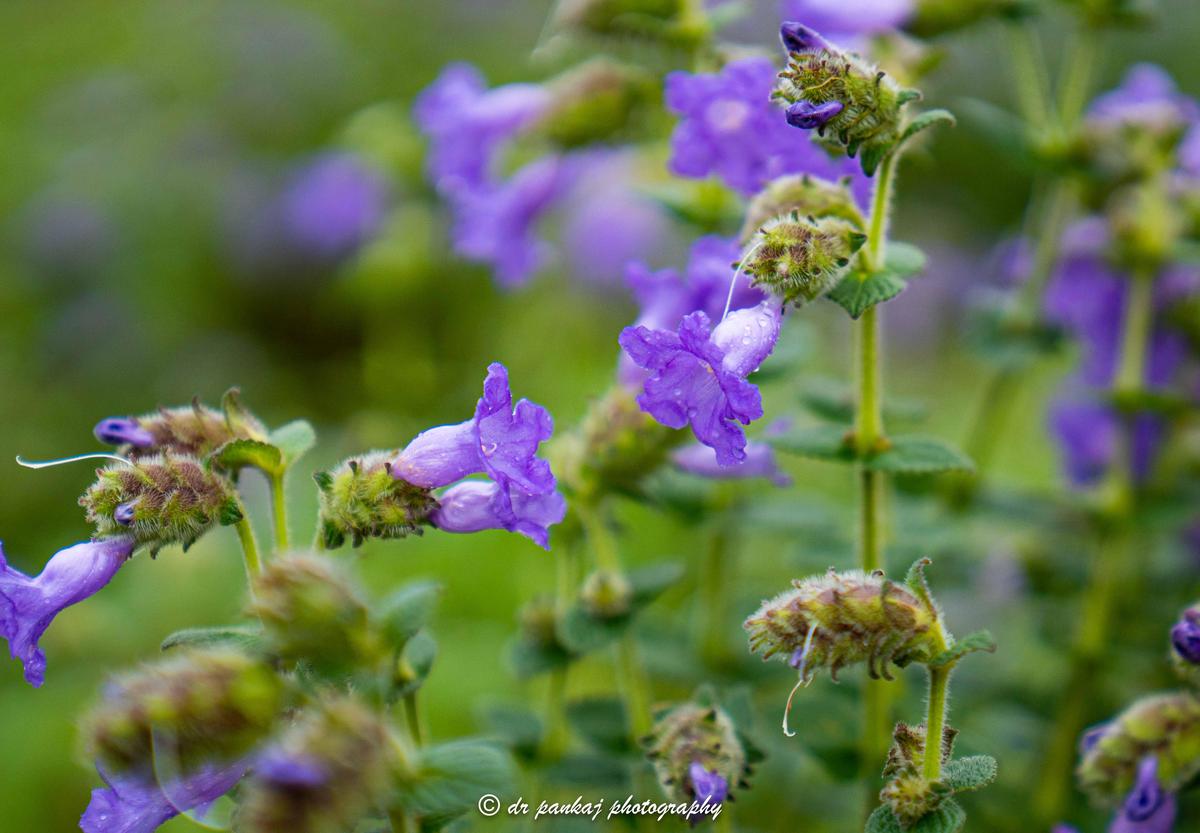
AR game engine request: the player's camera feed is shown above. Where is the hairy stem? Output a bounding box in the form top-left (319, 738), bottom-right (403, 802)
top-left (234, 516), bottom-right (261, 578)
top-left (269, 471), bottom-right (289, 552)
top-left (923, 665), bottom-right (952, 782)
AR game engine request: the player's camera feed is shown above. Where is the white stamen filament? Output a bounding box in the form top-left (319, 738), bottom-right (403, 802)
top-left (722, 237), bottom-right (767, 322)
top-left (782, 625), bottom-right (818, 737)
top-left (16, 452), bottom-right (133, 470)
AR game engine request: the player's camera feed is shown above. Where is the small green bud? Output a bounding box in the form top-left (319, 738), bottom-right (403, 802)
top-left (580, 569), bottom-right (633, 618)
top-left (249, 553), bottom-right (383, 675)
top-left (644, 701), bottom-right (748, 805)
top-left (314, 451), bottom-right (437, 548)
top-left (537, 60), bottom-right (655, 149)
top-left (879, 722), bottom-right (958, 826)
top-left (739, 215), bottom-right (866, 306)
top-left (739, 174), bottom-right (865, 243)
top-left (86, 649), bottom-right (283, 775)
top-left (1078, 692), bottom-right (1200, 806)
top-left (80, 455), bottom-right (242, 555)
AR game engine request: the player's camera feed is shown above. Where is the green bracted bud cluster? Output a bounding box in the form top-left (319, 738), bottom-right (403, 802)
top-left (314, 451), bottom-right (438, 549)
top-left (236, 697), bottom-right (394, 833)
top-left (644, 700), bottom-right (750, 805)
top-left (580, 569), bottom-right (633, 618)
top-left (1077, 692), bottom-right (1200, 806)
top-left (81, 455), bottom-right (243, 555)
top-left (739, 214), bottom-right (867, 307)
top-left (739, 174), bottom-right (865, 243)
top-left (120, 390), bottom-right (268, 460)
top-left (745, 568), bottom-right (940, 680)
top-left (537, 59), bottom-right (655, 150)
top-left (249, 553), bottom-right (384, 675)
top-left (85, 649), bottom-right (283, 775)
top-left (774, 45), bottom-right (919, 176)
top-left (879, 722), bottom-right (958, 826)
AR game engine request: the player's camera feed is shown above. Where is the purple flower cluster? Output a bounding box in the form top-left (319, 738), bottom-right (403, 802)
top-left (664, 57), bottom-right (869, 202)
top-left (391, 362), bottom-right (566, 548)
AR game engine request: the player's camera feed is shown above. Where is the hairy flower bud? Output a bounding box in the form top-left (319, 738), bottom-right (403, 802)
top-left (739, 215), bottom-right (867, 306)
top-left (644, 701), bottom-right (749, 811)
top-left (86, 650), bottom-right (283, 776)
top-left (537, 60), bottom-right (654, 149)
top-left (314, 452), bottom-right (438, 549)
top-left (740, 174), bottom-right (865, 243)
top-left (235, 698), bottom-right (393, 833)
top-left (580, 569), bottom-right (633, 618)
top-left (1077, 692), bottom-right (1200, 806)
top-left (94, 391), bottom-right (267, 460)
top-left (80, 455), bottom-right (243, 555)
top-left (744, 568), bottom-right (940, 681)
top-left (249, 553), bottom-right (382, 674)
top-left (879, 722), bottom-right (958, 826)
top-left (775, 24), bottom-right (920, 175)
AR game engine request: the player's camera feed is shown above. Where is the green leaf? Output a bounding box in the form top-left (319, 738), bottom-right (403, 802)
top-left (943, 755), bottom-right (998, 793)
top-left (479, 704), bottom-right (543, 761)
top-left (866, 800), bottom-right (966, 833)
top-left (929, 630), bottom-right (997, 668)
top-left (398, 740), bottom-right (517, 818)
top-left (269, 419), bottom-right (316, 465)
top-left (827, 270), bottom-right (907, 319)
top-left (160, 624), bottom-right (265, 653)
top-left (867, 436), bottom-right (974, 474)
top-left (566, 697), bottom-right (631, 754)
top-left (768, 423), bottom-right (857, 462)
top-left (885, 242), bottom-right (927, 278)
top-left (628, 561), bottom-right (684, 605)
top-left (866, 805), bottom-right (903, 833)
top-left (210, 438), bottom-right (283, 476)
top-left (544, 753), bottom-right (631, 788)
top-left (510, 635), bottom-right (575, 679)
top-left (393, 630), bottom-right (437, 696)
top-left (799, 378), bottom-right (927, 425)
top-left (898, 108), bottom-right (956, 147)
top-left (379, 581), bottom-right (443, 646)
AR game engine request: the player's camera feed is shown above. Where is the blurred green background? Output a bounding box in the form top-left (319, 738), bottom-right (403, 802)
top-left (1, 1), bottom-right (1199, 831)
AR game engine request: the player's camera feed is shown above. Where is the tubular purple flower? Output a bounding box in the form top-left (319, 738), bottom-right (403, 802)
top-left (688, 761), bottom-right (729, 805)
top-left (0, 537), bottom-right (134, 687)
top-left (1171, 610), bottom-right (1200, 664)
top-left (80, 761), bottom-right (244, 833)
top-left (619, 300), bottom-right (782, 466)
top-left (786, 100), bottom-right (844, 130)
top-left (673, 441), bottom-right (791, 486)
top-left (431, 480), bottom-right (566, 550)
top-left (779, 21), bottom-right (834, 54)
top-left (1110, 756), bottom-right (1177, 833)
top-left (281, 152), bottom-right (387, 260)
top-left (94, 418), bottom-right (154, 448)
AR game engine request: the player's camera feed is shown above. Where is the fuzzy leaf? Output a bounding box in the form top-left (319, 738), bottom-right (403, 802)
top-left (886, 242), bottom-right (927, 278)
top-left (866, 800), bottom-right (965, 833)
top-left (399, 741), bottom-right (516, 818)
top-left (269, 419), bottom-right (316, 465)
top-left (867, 436), bottom-right (974, 474)
top-left (929, 630), bottom-right (997, 668)
top-left (511, 635), bottom-right (575, 680)
top-left (827, 270), bottom-right (907, 319)
top-left (899, 109), bottom-right (956, 147)
top-left (211, 438), bottom-right (283, 476)
top-left (566, 697), bottom-right (631, 754)
top-left (480, 705), bottom-right (543, 761)
top-left (943, 755), bottom-right (998, 793)
top-left (768, 423), bottom-right (857, 462)
top-left (379, 580), bottom-right (443, 646)
top-left (160, 624), bottom-right (265, 653)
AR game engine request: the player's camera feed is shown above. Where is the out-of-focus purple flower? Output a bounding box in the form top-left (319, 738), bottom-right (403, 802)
top-left (1109, 756), bottom-right (1176, 833)
top-left (94, 417), bottom-right (155, 448)
top-left (664, 58), bottom-right (868, 200)
top-left (688, 761), bottom-right (729, 805)
top-left (451, 156), bottom-right (578, 287)
top-left (431, 480), bottom-right (567, 550)
top-left (1179, 124), bottom-right (1200, 176)
top-left (620, 300), bottom-right (782, 465)
top-left (0, 537), bottom-right (134, 687)
top-left (1088, 64), bottom-right (1198, 132)
top-left (1049, 399), bottom-right (1118, 487)
top-left (81, 761), bottom-right (244, 833)
top-left (780, 1), bottom-right (913, 40)
top-left (1170, 608), bottom-right (1200, 664)
top-left (254, 749), bottom-right (329, 789)
top-left (413, 63), bottom-right (550, 196)
top-left (673, 441), bottom-right (791, 486)
top-left (1080, 723), bottom-right (1110, 755)
top-left (281, 152), bottom-right (387, 260)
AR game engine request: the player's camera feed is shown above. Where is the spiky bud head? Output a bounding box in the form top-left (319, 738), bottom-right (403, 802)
top-left (249, 553), bottom-right (383, 675)
top-left (744, 568), bottom-right (941, 681)
top-left (879, 722), bottom-right (958, 826)
top-left (85, 649), bottom-right (283, 776)
top-left (81, 455), bottom-right (242, 555)
top-left (739, 216), bottom-right (867, 307)
top-left (95, 390), bottom-right (267, 460)
top-left (538, 59), bottom-right (654, 149)
top-left (644, 701), bottom-right (748, 806)
top-left (235, 697), bottom-right (394, 833)
top-left (581, 569), bottom-right (633, 618)
top-left (740, 174), bottom-right (864, 243)
top-left (314, 451), bottom-right (437, 549)
top-left (1077, 692), bottom-right (1200, 806)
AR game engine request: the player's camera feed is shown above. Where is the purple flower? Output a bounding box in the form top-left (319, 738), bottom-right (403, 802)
top-left (620, 300), bottom-right (782, 466)
top-left (0, 537), bottom-right (134, 687)
top-left (780, 1), bottom-right (913, 40)
top-left (281, 152), bottom-right (387, 260)
top-left (255, 749), bottom-right (329, 789)
top-left (1171, 608), bottom-right (1200, 664)
top-left (779, 21), bottom-right (835, 54)
top-left (1049, 399), bottom-right (1118, 487)
top-left (785, 100), bottom-right (844, 130)
top-left (81, 762), bottom-right (244, 833)
top-left (673, 441), bottom-right (791, 486)
top-left (413, 63), bottom-right (550, 196)
top-left (1079, 723), bottom-right (1110, 755)
top-left (1088, 64), bottom-right (1198, 132)
top-left (94, 417), bottom-right (154, 448)
top-left (687, 761), bottom-right (728, 823)
top-left (431, 480), bottom-right (566, 550)
top-left (664, 58), bottom-right (869, 200)
top-left (1110, 756), bottom-right (1177, 833)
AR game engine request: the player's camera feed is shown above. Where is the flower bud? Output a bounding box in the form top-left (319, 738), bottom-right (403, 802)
top-left (80, 455), bottom-right (243, 555)
top-left (537, 60), bottom-right (654, 149)
top-left (739, 215), bottom-right (866, 306)
top-left (744, 568), bottom-right (940, 681)
top-left (93, 391), bottom-right (267, 460)
top-left (644, 701), bottom-right (749, 812)
top-left (314, 452), bottom-right (438, 549)
top-left (249, 553), bottom-right (383, 675)
top-left (86, 650), bottom-right (283, 776)
top-left (1171, 606), bottom-right (1200, 675)
top-left (1077, 692), bottom-right (1200, 806)
top-left (580, 569), bottom-right (633, 618)
top-left (740, 174), bottom-right (865, 243)
top-left (879, 722), bottom-right (958, 826)
top-left (235, 697), bottom-right (394, 833)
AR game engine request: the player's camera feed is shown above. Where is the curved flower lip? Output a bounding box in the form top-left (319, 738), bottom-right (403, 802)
top-left (94, 418), bottom-right (155, 448)
top-left (81, 760), bottom-right (245, 833)
top-left (780, 22), bottom-right (833, 55)
top-left (0, 536), bottom-right (134, 687)
top-left (786, 100), bottom-right (844, 130)
top-left (430, 479), bottom-right (566, 550)
top-left (1113, 756), bottom-right (1176, 832)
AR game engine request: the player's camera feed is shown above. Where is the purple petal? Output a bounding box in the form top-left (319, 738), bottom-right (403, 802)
top-left (673, 441), bottom-right (791, 486)
top-left (1110, 757), bottom-right (1177, 833)
top-left (254, 749), bottom-right (329, 789)
top-left (779, 22), bottom-right (834, 54)
top-left (688, 761), bottom-right (728, 805)
top-left (1170, 609), bottom-right (1200, 664)
top-left (431, 480), bottom-right (566, 550)
top-left (1049, 399), bottom-right (1117, 488)
top-left (81, 761), bottom-right (244, 833)
top-left (712, 300), bottom-right (783, 378)
top-left (474, 363), bottom-right (557, 498)
top-left (94, 418), bottom-right (154, 448)
top-left (0, 537), bottom-right (134, 687)
top-left (392, 421), bottom-right (479, 489)
top-left (781, 1), bottom-right (914, 39)
top-left (785, 99), bottom-right (844, 130)
top-left (281, 152), bottom-right (387, 260)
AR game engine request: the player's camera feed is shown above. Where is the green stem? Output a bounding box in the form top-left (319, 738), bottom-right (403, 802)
top-left (1114, 273), bottom-right (1154, 396)
top-left (269, 471), bottom-right (289, 553)
top-left (234, 517), bottom-right (261, 579)
top-left (1056, 25), bottom-right (1098, 131)
top-left (388, 808), bottom-right (414, 833)
top-left (616, 632), bottom-right (652, 740)
top-left (404, 690), bottom-right (424, 747)
top-left (579, 503), bottom-right (622, 574)
top-left (698, 523), bottom-right (733, 666)
top-left (1006, 22), bottom-right (1052, 130)
top-left (544, 543), bottom-right (578, 759)
top-left (923, 665), bottom-right (952, 782)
